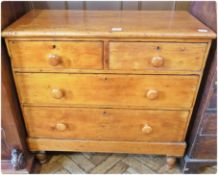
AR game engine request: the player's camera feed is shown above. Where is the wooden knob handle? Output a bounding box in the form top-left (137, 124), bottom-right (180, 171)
top-left (142, 124), bottom-right (152, 134)
top-left (51, 88), bottom-right (64, 99)
top-left (151, 56), bottom-right (164, 67)
top-left (55, 123), bottom-right (67, 131)
top-left (48, 54), bottom-right (61, 66)
top-left (147, 89), bottom-right (158, 100)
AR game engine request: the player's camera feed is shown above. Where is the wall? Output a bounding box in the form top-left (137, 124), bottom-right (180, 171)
top-left (27, 1), bottom-right (190, 11)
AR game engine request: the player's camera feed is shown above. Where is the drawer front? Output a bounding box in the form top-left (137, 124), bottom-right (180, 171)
top-left (8, 41), bottom-right (103, 69)
top-left (192, 136), bottom-right (217, 159)
top-left (23, 107), bottom-right (189, 142)
top-left (201, 113), bottom-right (217, 136)
top-left (15, 73), bottom-right (199, 108)
top-left (109, 42), bottom-right (207, 71)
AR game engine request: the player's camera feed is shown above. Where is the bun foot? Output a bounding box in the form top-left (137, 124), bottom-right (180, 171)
top-left (36, 151), bottom-right (48, 164)
top-left (166, 156), bottom-right (176, 169)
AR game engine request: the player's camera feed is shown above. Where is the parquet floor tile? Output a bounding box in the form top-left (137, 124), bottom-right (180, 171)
top-left (39, 152), bottom-right (217, 174)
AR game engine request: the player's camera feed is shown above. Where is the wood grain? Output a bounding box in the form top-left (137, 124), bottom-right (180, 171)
top-left (38, 153), bottom-right (216, 174)
top-left (109, 42), bottom-right (208, 71)
top-left (192, 136), bottom-right (217, 159)
top-left (23, 107), bottom-right (189, 142)
top-left (1, 1), bottom-right (34, 173)
top-left (15, 73), bottom-right (199, 109)
top-left (8, 40), bottom-right (103, 69)
top-left (181, 2), bottom-right (217, 172)
top-left (27, 138), bottom-right (186, 156)
top-left (2, 10), bottom-right (216, 39)
top-left (201, 113), bottom-right (217, 135)
top-left (12, 67), bottom-right (204, 75)
top-left (2, 8), bottom-right (215, 159)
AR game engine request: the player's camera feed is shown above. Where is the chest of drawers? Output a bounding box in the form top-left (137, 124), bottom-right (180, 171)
top-left (2, 10), bottom-right (216, 167)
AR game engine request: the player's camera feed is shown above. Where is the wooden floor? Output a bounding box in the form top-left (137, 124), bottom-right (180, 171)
top-left (38, 152), bottom-right (217, 174)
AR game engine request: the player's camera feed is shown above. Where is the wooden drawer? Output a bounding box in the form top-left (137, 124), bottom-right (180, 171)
top-left (15, 73), bottom-right (199, 108)
top-left (192, 136), bottom-right (217, 159)
top-left (23, 107), bottom-right (189, 142)
top-left (8, 41), bottom-right (103, 69)
top-left (201, 113), bottom-right (217, 135)
top-left (109, 42), bottom-right (207, 71)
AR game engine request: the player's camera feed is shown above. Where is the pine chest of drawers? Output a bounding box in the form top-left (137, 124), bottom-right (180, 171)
top-left (2, 10), bottom-right (216, 166)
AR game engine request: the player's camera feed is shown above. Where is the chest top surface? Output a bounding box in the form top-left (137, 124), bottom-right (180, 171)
top-left (2, 10), bottom-right (216, 39)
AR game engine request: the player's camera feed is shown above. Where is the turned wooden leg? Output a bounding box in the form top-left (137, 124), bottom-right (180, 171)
top-left (166, 156), bottom-right (176, 169)
top-left (36, 151), bottom-right (48, 164)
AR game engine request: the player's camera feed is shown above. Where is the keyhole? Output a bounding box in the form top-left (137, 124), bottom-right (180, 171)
top-left (156, 46), bottom-right (160, 50)
top-left (52, 44), bottom-right (56, 49)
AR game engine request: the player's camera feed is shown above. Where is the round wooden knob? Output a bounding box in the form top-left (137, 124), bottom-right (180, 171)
top-left (151, 56), bottom-right (164, 67)
top-left (146, 89), bottom-right (158, 100)
top-left (55, 123), bottom-right (67, 131)
top-left (142, 124), bottom-right (152, 134)
top-left (51, 88), bottom-right (64, 99)
top-left (48, 54), bottom-right (61, 66)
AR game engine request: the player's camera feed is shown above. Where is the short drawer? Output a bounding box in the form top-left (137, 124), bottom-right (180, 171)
top-left (23, 107), bottom-right (189, 142)
top-left (109, 42), bottom-right (207, 71)
top-left (8, 41), bottom-right (103, 69)
top-left (15, 73), bottom-right (199, 108)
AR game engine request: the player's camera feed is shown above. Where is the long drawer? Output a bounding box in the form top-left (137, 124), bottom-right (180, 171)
top-left (15, 73), bottom-right (199, 108)
top-left (8, 41), bottom-right (103, 69)
top-left (23, 107), bottom-right (189, 142)
top-left (109, 42), bottom-right (207, 71)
